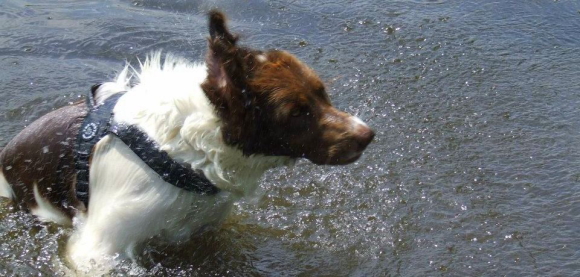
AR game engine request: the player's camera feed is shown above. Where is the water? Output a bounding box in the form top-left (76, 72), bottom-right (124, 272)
top-left (1, 0), bottom-right (580, 275)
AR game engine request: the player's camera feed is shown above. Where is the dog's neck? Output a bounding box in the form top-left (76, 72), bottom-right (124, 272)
top-left (110, 53), bottom-right (292, 197)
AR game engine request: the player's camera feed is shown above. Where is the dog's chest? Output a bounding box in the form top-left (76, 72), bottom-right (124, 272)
top-left (82, 135), bottom-right (236, 241)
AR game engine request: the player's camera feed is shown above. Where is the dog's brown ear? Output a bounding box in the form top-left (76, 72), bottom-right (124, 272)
top-left (203, 11), bottom-right (260, 150)
top-left (208, 10), bottom-right (238, 46)
top-left (204, 10), bottom-right (248, 109)
top-left (206, 10), bottom-right (244, 89)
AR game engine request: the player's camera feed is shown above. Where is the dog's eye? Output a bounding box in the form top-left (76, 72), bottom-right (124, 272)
top-left (291, 109), bottom-right (301, 117)
top-left (290, 106), bottom-right (310, 117)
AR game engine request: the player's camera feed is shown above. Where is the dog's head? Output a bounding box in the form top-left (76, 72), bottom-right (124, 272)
top-left (201, 11), bottom-right (374, 165)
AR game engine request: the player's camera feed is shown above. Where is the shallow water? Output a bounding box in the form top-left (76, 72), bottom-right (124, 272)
top-left (1, 0), bottom-right (580, 275)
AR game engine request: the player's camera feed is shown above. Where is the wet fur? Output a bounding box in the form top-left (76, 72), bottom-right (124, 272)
top-left (0, 11), bottom-right (374, 272)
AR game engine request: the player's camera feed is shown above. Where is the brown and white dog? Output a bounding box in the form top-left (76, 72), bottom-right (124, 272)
top-left (0, 11), bottom-right (374, 270)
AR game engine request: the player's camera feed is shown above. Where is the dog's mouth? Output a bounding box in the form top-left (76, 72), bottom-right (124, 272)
top-left (300, 130), bottom-right (375, 165)
top-left (337, 150), bottom-right (364, 164)
top-left (326, 149), bottom-right (364, 165)
top-left (306, 146), bottom-right (365, 165)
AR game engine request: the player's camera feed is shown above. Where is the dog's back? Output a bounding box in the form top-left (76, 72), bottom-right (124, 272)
top-left (0, 102), bottom-right (87, 224)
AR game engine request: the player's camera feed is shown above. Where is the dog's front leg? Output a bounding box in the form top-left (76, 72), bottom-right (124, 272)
top-left (66, 136), bottom-right (171, 270)
top-left (66, 136), bottom-right (231, 271)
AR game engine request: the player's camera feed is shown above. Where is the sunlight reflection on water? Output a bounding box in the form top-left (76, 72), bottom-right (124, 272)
top-left (1, 0), bottom-right (580, 275)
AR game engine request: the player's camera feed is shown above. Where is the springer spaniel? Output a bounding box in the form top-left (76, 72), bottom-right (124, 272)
top-left (0, 11), bottom-right (374, 271)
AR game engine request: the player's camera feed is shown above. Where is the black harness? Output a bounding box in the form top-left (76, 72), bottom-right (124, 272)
top-left (74, 85), bottom-right (220, 206)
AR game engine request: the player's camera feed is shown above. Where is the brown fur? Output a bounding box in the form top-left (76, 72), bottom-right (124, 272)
top-left (0, 102), bottom-right (87, 217)
top-left (201, 11), bottom-right (374, 164)
top-left (0, 10), bottom-right (374, 221)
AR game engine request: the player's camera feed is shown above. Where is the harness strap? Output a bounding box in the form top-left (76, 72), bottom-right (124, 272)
top-left (109, 125), bottom-right (220, 195)
top-left (75, 91), bottom-right (124, 205)
top-left (75, 86), bottom-right (220, 207)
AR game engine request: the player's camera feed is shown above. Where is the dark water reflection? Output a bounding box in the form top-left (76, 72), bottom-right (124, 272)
top-left (1, 0), bottom-right (580, 275)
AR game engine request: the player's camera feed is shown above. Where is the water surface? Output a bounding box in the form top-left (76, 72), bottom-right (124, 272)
top-left (1, 0), bottom-right (580, 275)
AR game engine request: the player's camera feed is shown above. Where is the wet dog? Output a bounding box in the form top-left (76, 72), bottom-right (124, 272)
top-left (0, 11), bottom-right (374, 270)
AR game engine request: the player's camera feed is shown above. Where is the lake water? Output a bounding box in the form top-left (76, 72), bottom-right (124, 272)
top-left (1, 0), bottom-right (580, 276)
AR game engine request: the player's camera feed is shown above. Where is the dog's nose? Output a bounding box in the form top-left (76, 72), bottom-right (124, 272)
top-left (355, 126), bottom-right (375, 151)
top-left (348, 116), bottom-right (374, 151)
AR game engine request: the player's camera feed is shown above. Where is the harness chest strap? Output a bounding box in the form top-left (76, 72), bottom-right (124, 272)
top-left (74, 86), bottom-right (220, 206)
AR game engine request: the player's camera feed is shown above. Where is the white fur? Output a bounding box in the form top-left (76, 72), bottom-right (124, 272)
top-left (1, 168), bottom-right (71, 226)
top-left (0, 171), bottom-right (14, 199)
top-left (256, 54), bottom-right (268, 63)
top-left (350, 116), bottom-right (368, 129)
top-left (67, 52), bottom-right (292, 270)
top-left (112, 52), bottom-right (291, 196)
top-left (31, 183), bottom-right (72, 226)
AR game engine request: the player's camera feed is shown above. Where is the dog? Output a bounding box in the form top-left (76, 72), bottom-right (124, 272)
top-left (0, 11), bottom-right (374, 271)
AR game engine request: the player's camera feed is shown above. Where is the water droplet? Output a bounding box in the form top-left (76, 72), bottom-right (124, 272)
top-left (22, 46), bottom-right (34, 52)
